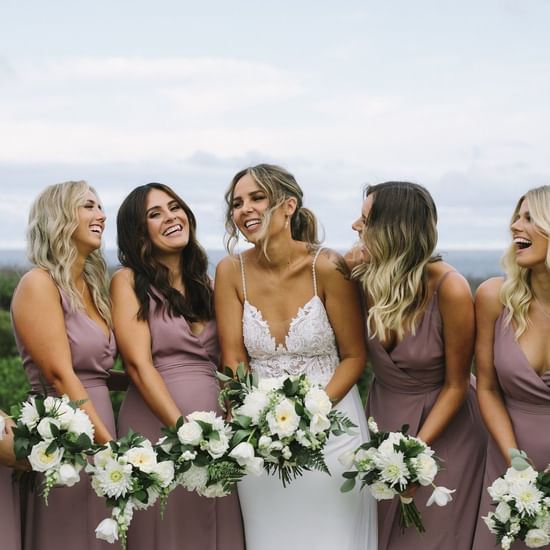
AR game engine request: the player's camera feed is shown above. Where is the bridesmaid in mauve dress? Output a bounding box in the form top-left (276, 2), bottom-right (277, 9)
top-left (1, 411), bottom-right (23, 550)
top-left (472, 185), bottom-right (550, 550)
top-left (112, 183), bottom-right (244, 550)
top-left (11, 180), bottom-right (117, 550)
top-left (348, 182), bottom-right (487, 550)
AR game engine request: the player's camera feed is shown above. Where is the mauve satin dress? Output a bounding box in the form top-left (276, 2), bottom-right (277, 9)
top-left (472, 309), bottom-right (550, 550)
top-left (13, 287), bottom-right (117, 550)
top-left (117, 292), bottom-right (244, 550)
top-left (0, 458), bottom-right (21, 550)
top-left (365, 276), bottom-right (488, 550)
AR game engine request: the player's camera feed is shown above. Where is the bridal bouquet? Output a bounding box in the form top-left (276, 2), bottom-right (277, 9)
top-left (11, 394), bottom-right (95, 503)
top-left (219, 365), bottom-right (356, 487)
top-left (483, 449), bottom-right (550, 549)
top-left (340, 417), bottom-right (454, 533)
top-left (155, 411), bottom-right (247, 498)
top-left (89, 430), bottom-right (175, 549)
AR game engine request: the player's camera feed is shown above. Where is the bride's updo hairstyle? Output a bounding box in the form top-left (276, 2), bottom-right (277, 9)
top-left (353, 181), bottom-right (438, 341)
top-left (224, 163), bottom-right (320, 256)
top-left (500, 185), bottom-right (550, 338)
top-left (27, 180), bottom-right (111, 324)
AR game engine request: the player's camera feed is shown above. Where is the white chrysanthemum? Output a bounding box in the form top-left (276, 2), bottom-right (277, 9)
top-left (154, 460), bottom-right (175, 488)
top-left (179, 464), bottom-right (209, 492)
top-left (266, 399), bottom-right (300, 438)
top-left (177, 421), bottom-right (203, 446)
top-left (237, 389), bottom-right (269, 424)
top-left (20, 400), bottom-right (40, 429)
top-left (488, 477), bottom-right (510, 501)
top-left (508, 482), bottom-right (543, 516)
top-left (505, 465), bottom-right (538, 485)
top-left (68, 409), bottom-right (94, 440)
top-left (36, 417), bottom-right (61, 440)
top-left (369, 481), bottom-right (396, 501)
top-left (304, 387), bottom-right (332, 416)
top-left (309, 413), bottom-right (331, 435)
top-left (258, 377), bottom-right (285, 393)
top-left (125, 445), bottom-right (158, 474)
top-left (188, 411), bottom-right (223, 431)
top-left (28, 441), bottom-right (64, 472)
top-left (494, 501), bottom-right (512, 523)
top-left (207, 433), bottom-right (229, 459)
top-left (96, 459), bottom-right (133, 498)
top-left (525, 528), bottom-right (550, 547)
top-left (376, 450), bottom-right (409, 490)
top-left (411, 454), bottom-right (438, 486)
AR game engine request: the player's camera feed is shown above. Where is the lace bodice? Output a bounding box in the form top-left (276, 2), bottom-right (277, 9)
top-left (240, 249), bottom-right (339, 386)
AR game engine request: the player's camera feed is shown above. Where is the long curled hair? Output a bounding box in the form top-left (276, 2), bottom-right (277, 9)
top-left (27, 180), bottom-right (111, 325)
top-left (353, 181), bottom-right (439, 340)
top-left (224, 164), bottom-right (320, 256)
top-left (117, 183), bottom-right (213, 322)
top-left (500, 185), bottom-right (550, 337)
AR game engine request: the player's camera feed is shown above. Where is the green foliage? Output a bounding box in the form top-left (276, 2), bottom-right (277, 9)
top-left (0, 309), bottom-right (18, 357)
top-left (0, 268), bottom-right (22, 310)
top-left (0, 356), bottom-right (30, 411)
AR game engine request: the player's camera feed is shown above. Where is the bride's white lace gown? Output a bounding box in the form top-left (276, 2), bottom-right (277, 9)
top-left (237, 249), bottom-right (378, 550)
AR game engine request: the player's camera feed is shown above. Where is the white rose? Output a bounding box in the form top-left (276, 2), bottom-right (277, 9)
top-left (258, 436), bottom-right (272, 449)
top-left (338, 450), bottom-right (356, 470)
top-left (28, 441), bottom-right (64, 472)
top-left (488, 477), bottom-right (509, 501)
top-left (95, 518), bottom-right (119, 543)
top-left (68, 409), bottom-right (95, 441)
top-left (412, 454), bottom-right (438, 486)
top-left (0, 415), bottom-right (6, 439)
top-left (369, 481), bottom-right (396, 501)
top-left (238, 390), bottom-right (269, 424)
top-left (57, 463), bottom-right (81, 487)
top-left (258, 377), bottom-right (284, 393)
top-left (494, 501), bottom-right (511, 523)
top-left (177, 421), bottom-right (203, 446)
top-left (20, 400), bottom-right (40, 428)
top-left (154, 460), bottom-right (175, 488)
top-left (43, 396), bottom-right (58, 414)
top-left (304, 388), bottom-right (332, 416)
top-left (309, 413), bottom-right (331, 435)
top-left (426, 486), bottom-right (455, 507)
top-left (55, 400), bottom-right (76, 429)
top-left (525, 528), bottom-right (550, 548)
top-left (125, 445), bottom-right (158, 473)
top-left (37, 417), bottom-right (61, 440)
top-left (187, 410), bottom-right (219, 426)
top-left (266, 399), bottom-right (300, 438)
top-left (207, 433), bottom-right (229, 459)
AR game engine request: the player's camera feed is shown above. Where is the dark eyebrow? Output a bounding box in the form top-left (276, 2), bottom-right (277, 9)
top-left (146, 199), bottom-right (179, 215)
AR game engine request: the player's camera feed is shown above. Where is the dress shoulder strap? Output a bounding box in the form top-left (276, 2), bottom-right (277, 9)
top-left (239, 254), bottom-right (248, 301)
top-left (312, 247), bottom-right (324, 297)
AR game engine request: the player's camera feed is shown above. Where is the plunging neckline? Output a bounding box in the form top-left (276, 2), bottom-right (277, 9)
top-left (82, 312), bottom-right (114, 345)
top-left (244, 295), bottom-right (321, 352)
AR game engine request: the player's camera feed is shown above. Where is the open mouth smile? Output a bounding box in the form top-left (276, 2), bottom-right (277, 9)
top-left (514, 237), bottom-right (532, 250)
top-left (90, 224), bottom-right (103, 235)
top-left (244, 219), bottom-right (262, 230)
top-left (163, 224), bottom-right (183, 236)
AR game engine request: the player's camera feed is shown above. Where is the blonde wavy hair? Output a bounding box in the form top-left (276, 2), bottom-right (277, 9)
top-left (500, 185), bottom-right (550, 337)
top-left (224, 164), bottom-right (320, 257)
top-left (27, 180), bottom-right (111, 325)
top-left (353, 182), bottom-right (439, 340)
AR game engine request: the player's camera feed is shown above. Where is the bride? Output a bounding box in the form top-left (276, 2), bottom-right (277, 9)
top-left (215, 164), bottom-right (377, 549)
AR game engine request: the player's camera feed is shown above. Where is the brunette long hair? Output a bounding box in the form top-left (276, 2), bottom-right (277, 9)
top-left (117, 183), bottom-right (213, 322)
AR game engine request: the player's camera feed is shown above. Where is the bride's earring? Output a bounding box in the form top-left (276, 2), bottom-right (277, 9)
top-left (284, 215), bottom-right (290, 229)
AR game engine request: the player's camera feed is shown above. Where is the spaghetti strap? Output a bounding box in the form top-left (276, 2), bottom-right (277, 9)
top-left (435, 270), bottom-right (456, 293)
top-left (312, 247), bottom-right (323, 297)
top-left (239, 254), bottom-right (248, 301)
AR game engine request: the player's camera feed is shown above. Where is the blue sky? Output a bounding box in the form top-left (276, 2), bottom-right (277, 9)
top-left (1, 0), bottom-right (549, 251)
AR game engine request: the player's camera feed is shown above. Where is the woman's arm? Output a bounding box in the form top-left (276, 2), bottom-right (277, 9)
top-left (214, 256), bottom-right (249, 373)
top-left (317, 251), bottom-right (367, 403)
top-left (11, 270), bottom-right (114, 444)
top-left (475, 277), bottom-right (517, 464)
top-left (111, 269), bottom-right (181, 427)
top-left (0, 412), bottom-right (29, 470)
top-left (416, 271), bottom-right (474, 446)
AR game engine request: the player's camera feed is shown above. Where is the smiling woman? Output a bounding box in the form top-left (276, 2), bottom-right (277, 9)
top-left (112, 182), bottom-right (244, 550)
top-left (10, 180), bottom-right (118, 550)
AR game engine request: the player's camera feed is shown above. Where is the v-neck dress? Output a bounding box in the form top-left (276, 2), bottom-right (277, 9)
top-left (116, 289), bottom-right (244, 550)
top-left (365, 275), bottom-right (487, 550)
top-left (472, 309), bottom-right (550, 550)
top-left (236, 249), bottom-right (378, 550)
top-left (12, 286), bottom-right (117, 550)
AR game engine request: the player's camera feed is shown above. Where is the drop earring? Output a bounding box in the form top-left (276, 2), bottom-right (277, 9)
top-left (284, 215), bottom-right (290, 229)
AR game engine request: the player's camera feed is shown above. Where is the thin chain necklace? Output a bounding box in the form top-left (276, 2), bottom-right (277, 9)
top-left (534, 297), bottom-right (550, 322)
